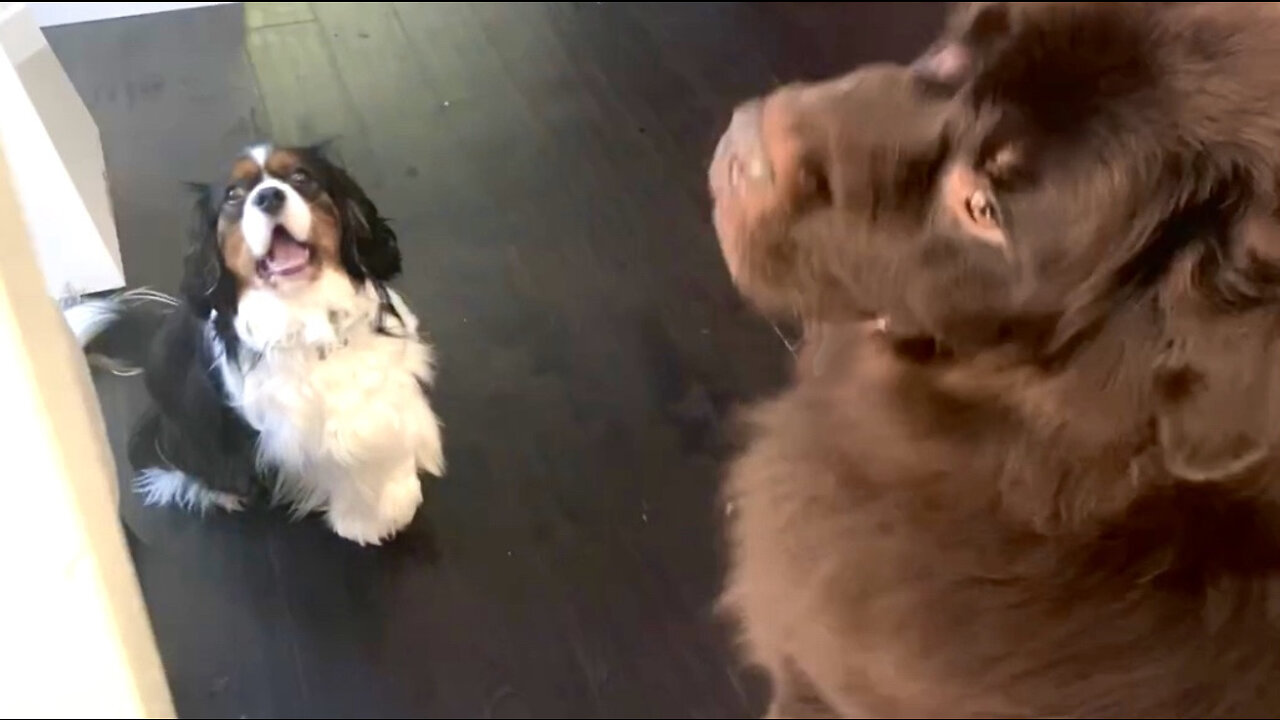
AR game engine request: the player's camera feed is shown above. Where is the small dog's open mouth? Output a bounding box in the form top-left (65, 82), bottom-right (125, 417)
top-left (258, 226), bottom-right (312, 279)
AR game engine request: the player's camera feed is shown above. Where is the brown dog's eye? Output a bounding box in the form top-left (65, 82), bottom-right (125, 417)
top-left (289, 169), bottom-right (312, 186)
top-left (224, 186), bottom-right (246, 204)
top-left (941, 164), bottom-right (1007, 249)
top-left (965, 190), bottom-right (1000, 228)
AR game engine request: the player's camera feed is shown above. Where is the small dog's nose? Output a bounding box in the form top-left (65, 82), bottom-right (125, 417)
top-left (254, 186), bottom-right (286, 215)
top-left (710, 100), bottom-right (773, 197)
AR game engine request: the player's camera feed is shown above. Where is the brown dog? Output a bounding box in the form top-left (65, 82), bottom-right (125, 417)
top-left (709, 3), bottom-right (1280, 717)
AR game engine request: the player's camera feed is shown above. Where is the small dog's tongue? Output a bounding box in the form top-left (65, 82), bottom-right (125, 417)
top-left (265, 228), bottom-right (308, 273)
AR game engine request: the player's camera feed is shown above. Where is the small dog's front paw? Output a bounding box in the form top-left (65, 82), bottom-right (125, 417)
top-left (325, 475), bottom-right (423, 545)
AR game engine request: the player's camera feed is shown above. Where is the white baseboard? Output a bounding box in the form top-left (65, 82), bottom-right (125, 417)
top-left (25, 2), bottom-right (234, 28)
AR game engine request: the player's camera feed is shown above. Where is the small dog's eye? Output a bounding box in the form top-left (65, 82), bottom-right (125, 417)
top-left (224, 186), bottom-right (246, 204)
top-left (289, 169), bottom-right (312, 185)
top-left (965, 190), bottom-right (1000, 228)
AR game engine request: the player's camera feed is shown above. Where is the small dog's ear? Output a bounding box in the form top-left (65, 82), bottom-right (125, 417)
top-left (324, 162), bottom-right (402, 283)
top-left (297, 143), bottom-right (401, 282)
top-left (1152, 214), bottom-right (1280, 482)
top-left (301, 137), bottom-right (341, 163)
top-left (177, 182), bottom-right (229, 319)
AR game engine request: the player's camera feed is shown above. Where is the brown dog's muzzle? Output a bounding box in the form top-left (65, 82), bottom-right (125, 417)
top-left (708, 87), bottom-right (816, 286)
top-left (708, 82), bottom-right (825, 213)
top-left (710, 64), bottom-right (944, 231)
top-left (709, 97), bottom-right (778, 277)
top-left (710, 66), bottom-right (954, 323)
top-left (710, 100), bottom-right (772, 199)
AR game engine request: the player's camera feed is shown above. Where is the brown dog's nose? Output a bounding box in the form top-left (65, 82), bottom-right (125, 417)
top-left (710, 100), bottom-right (775, 200)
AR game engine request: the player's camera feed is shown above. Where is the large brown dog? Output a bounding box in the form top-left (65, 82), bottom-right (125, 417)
top-left (709, 3), bottom-right (1280, 717)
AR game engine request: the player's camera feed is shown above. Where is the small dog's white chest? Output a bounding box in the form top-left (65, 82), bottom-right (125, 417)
top-left (234, 330), bottom-right (435, 471)
top-left (214, 278), bottom-right (439, 478)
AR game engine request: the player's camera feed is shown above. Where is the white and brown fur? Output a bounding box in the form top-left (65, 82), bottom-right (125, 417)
top-left (65, 143), bottom-right (444, 545)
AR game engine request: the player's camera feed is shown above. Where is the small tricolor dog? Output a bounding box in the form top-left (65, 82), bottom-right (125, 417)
top-left (65, 144), bottom-right (444, 545)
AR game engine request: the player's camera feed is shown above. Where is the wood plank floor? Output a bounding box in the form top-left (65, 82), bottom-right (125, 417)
top-left (46, 3), bottom-right (946, 717)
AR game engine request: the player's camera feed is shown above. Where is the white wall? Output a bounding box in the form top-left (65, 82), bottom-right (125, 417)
top-left (26, 1), bottom-right (233, 27)
top-left (0, 2), bottom-right (125, 299)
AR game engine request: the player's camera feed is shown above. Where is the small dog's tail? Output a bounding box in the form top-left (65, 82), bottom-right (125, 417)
top-left (61, 288), bottom-right (178, 376)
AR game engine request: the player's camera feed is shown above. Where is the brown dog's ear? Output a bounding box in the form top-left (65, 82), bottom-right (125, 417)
top-left (1152, 216), bottom-right (1280, 482)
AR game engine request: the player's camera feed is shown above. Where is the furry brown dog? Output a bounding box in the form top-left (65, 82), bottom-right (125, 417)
top-left (709, 3), bottom-right (1280, 717)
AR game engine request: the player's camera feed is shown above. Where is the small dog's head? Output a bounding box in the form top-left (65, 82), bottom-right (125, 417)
top-left (181, 144), bottom-right (401, 323)
top-left (710, 2), bottom-right (1280, 485)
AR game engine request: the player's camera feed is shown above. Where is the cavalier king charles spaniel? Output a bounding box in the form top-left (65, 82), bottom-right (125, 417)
top-left (65, 143), bottom-right (444, 545)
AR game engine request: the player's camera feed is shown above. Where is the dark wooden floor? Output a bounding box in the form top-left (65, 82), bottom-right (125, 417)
top-left (47, 3), bottom-right (946, 717)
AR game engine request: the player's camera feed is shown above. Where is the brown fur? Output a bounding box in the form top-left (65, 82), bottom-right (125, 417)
top-left (709, 3), bottom-right (1280, 717)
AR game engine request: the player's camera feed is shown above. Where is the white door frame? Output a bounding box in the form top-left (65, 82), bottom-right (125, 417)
top-left (0, 114), bottom-right (176, 720)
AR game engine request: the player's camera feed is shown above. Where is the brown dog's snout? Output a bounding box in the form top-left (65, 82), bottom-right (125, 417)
top-left (709, 91), bottom-right (816, 297)
top-left (709, 91), bottom-right (814, 240)
top-left (710, 100), bottom-right (774, 199)
top-left (711, 65), bottom-right (946, 212)
top-left (710, 77), bottom-right (856, 212)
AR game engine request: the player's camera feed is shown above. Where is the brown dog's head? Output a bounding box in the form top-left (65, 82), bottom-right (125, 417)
top-left (710, 2), bottom-right (1280, 485)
